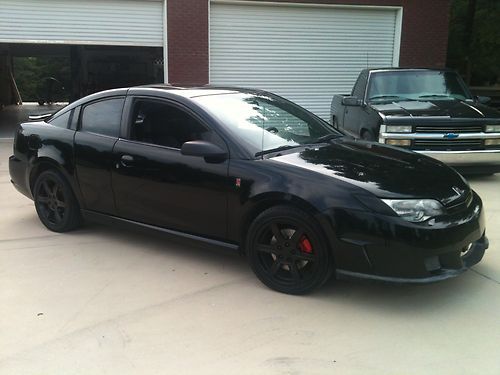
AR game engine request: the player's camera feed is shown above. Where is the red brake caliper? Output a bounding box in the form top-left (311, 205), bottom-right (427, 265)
top-left (298, 235), bottom-right (313, 254)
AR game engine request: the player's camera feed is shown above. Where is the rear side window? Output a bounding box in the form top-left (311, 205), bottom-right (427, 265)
top-left (352, 70), bottom-right (368, 98)
top-left (81, 98), bottom-right (125, 137)
top-left (48, 110), bottom-right (72, 128)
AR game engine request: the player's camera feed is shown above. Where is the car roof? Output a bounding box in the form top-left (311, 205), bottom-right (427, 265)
top-left (132, 84), bottom-right (264, 98)
top-left (56, 85), bottom-right (263, 115)
top-left (364, 67), bottom-right (456, 74)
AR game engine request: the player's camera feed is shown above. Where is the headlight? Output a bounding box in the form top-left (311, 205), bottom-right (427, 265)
top-left (386, 125), bottom-right (412, 133)
top-left (485, 125), bottom-right (500, 133)
top-left (382, 199), bottom-right (444, 222)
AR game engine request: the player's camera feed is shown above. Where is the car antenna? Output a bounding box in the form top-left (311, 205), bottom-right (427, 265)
top-left (261, 102), bottom-right (265, 159)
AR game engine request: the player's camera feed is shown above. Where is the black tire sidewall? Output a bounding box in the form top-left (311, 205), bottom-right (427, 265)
top-left (34, 170), bottom-right (81, 232)
top-left (247, 206), bottom-right (333, 295)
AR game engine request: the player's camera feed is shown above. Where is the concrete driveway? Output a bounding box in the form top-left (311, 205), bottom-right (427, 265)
top-left (0, 140), bottom-right (499, 375)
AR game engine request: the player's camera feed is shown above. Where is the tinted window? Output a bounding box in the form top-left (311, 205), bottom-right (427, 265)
top-left (129, 100), bottom-right (211, 149)
top-left (367, 71), bottom-right (472, 101)
top-left (81, 98), bottom-right (124, 137)
top-left (352, 70), bottom-right (368, 98)
top-left (48, 110), bottom-right (71, 128)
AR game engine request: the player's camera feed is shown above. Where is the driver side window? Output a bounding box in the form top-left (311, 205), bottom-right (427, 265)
top-left (129, 99), bottom-right (210, 149)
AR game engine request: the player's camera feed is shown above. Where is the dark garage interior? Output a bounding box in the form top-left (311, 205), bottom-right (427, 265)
top-left (0, 43), bottom-right (163, 137)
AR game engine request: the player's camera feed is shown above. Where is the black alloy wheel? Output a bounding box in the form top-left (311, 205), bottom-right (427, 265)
top-left (247, 206), bottom-right (333, 294)
top-left (34, 170), bottom-right (82, 232)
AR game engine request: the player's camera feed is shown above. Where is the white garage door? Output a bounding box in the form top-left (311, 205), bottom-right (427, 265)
top-left (210, 1), bottom-right (401, 120)
top-left (0, 0), bottom-right (164, 47)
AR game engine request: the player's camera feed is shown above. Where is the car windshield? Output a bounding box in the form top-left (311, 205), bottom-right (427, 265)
top-left (367, 70), bottom-right (472, 102)
top-left (192, 92), bottom-right (340, 156)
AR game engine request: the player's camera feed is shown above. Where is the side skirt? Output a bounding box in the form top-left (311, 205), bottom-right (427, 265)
top-left (81, 210), bottom-right (240, 253)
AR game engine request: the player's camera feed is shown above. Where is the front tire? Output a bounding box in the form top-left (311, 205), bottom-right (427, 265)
top-left (33, 170), bottom-right (82, 232)
top-left (247, 205), bottom-right (334, 294)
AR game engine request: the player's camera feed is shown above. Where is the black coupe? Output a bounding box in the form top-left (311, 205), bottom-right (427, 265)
top-left (9, 86), bottom-right (488, 294)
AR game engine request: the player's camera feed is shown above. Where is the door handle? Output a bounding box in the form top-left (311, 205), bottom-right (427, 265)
top-left (120, 154), bottom-right (135, 167)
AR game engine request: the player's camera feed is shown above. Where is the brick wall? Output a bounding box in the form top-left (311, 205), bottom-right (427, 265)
top-left (398, 0), bottom-right (451, 68)
top-left (167, 0), bottom-right (209, 86)
top-left (166, 0), bottom-right (451, 85)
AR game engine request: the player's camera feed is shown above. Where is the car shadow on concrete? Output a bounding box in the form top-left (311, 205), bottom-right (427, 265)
top-left (60, 219), bottom-right (492, 315)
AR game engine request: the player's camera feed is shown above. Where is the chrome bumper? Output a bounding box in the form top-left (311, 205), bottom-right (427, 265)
top-left (415, 149), bottom-right (500, 166)
top-left (379, 126), bottom-right (500, 167)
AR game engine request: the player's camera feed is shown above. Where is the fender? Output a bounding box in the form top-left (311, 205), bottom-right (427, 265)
top-left (27, 138), bottom-right (85, 208)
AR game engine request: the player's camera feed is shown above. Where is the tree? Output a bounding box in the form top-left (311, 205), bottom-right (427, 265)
top-left (447, 0), bottom-right (500, 86)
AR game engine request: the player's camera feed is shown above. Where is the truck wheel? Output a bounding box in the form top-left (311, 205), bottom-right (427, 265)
top-left (361, 129), bottom-right (376, 141)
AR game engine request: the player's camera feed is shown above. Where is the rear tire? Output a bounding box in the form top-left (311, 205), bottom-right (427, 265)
top-left (33, 170), bottom-right (82, 232)
top-left (246, 205), bottom-right (334, 294)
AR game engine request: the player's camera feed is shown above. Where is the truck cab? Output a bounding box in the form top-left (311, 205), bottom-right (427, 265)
top-left (331, 68), bottom-right (500, 174)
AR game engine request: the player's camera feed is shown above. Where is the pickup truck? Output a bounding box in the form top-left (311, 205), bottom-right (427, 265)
top-left (331, 68), bottom-right (500, 174)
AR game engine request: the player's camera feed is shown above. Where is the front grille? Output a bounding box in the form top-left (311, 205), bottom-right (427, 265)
top-left (412, 139), bottom-right (484, 151)
top-left (414, 125), bottom-right (483, 133)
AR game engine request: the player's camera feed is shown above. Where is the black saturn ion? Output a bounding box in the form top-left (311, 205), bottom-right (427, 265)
top-left (9, 86), bottom-right (488, 294)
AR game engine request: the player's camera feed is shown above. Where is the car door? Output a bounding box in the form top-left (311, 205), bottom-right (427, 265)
top-left (74, 96), bottom-right (125, 214)
top-left (111, 96), bottom-right (229, 239)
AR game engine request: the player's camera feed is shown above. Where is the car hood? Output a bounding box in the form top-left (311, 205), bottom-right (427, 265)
top-left (371, 99), bottom-right (500, 119)
top-left (270, 139), bottom-right (468, 205)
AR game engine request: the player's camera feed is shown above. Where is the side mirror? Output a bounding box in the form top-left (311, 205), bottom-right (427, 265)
top-left (342, 96), bottom-right (363, 107)
top-left (476, 95), bottom-right (491, 105)
top-left (181, 141), bottom-right (227, 163)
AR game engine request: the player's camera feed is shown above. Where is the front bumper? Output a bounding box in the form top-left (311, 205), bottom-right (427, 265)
top-left (378, 126), bottom-right (500, 170)
top-left (336, 234), bottom-right (488, 284)
top-left (415, 149), bottom-right (500, 168)
top-left (322, 191), bottom-right (487, 283)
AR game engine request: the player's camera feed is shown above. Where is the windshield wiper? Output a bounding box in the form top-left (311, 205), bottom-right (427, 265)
top-left (255, 145), bottom-right (302, 157)
top-left (418, 94), bottom-right (454, 99)
top-left (311, 134), bottom-right (342, 144)
top-left (369, 95), bottom-right (414, 101)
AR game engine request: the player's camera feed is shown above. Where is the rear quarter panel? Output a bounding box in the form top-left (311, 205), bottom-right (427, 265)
top-left (12, 122), bottom-right (82, 203)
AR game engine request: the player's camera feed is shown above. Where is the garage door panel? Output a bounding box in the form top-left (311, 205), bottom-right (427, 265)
top-left (0, 0), bottom-right (163, 47)
top-left (210, 2), bottom-right (399, 120)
